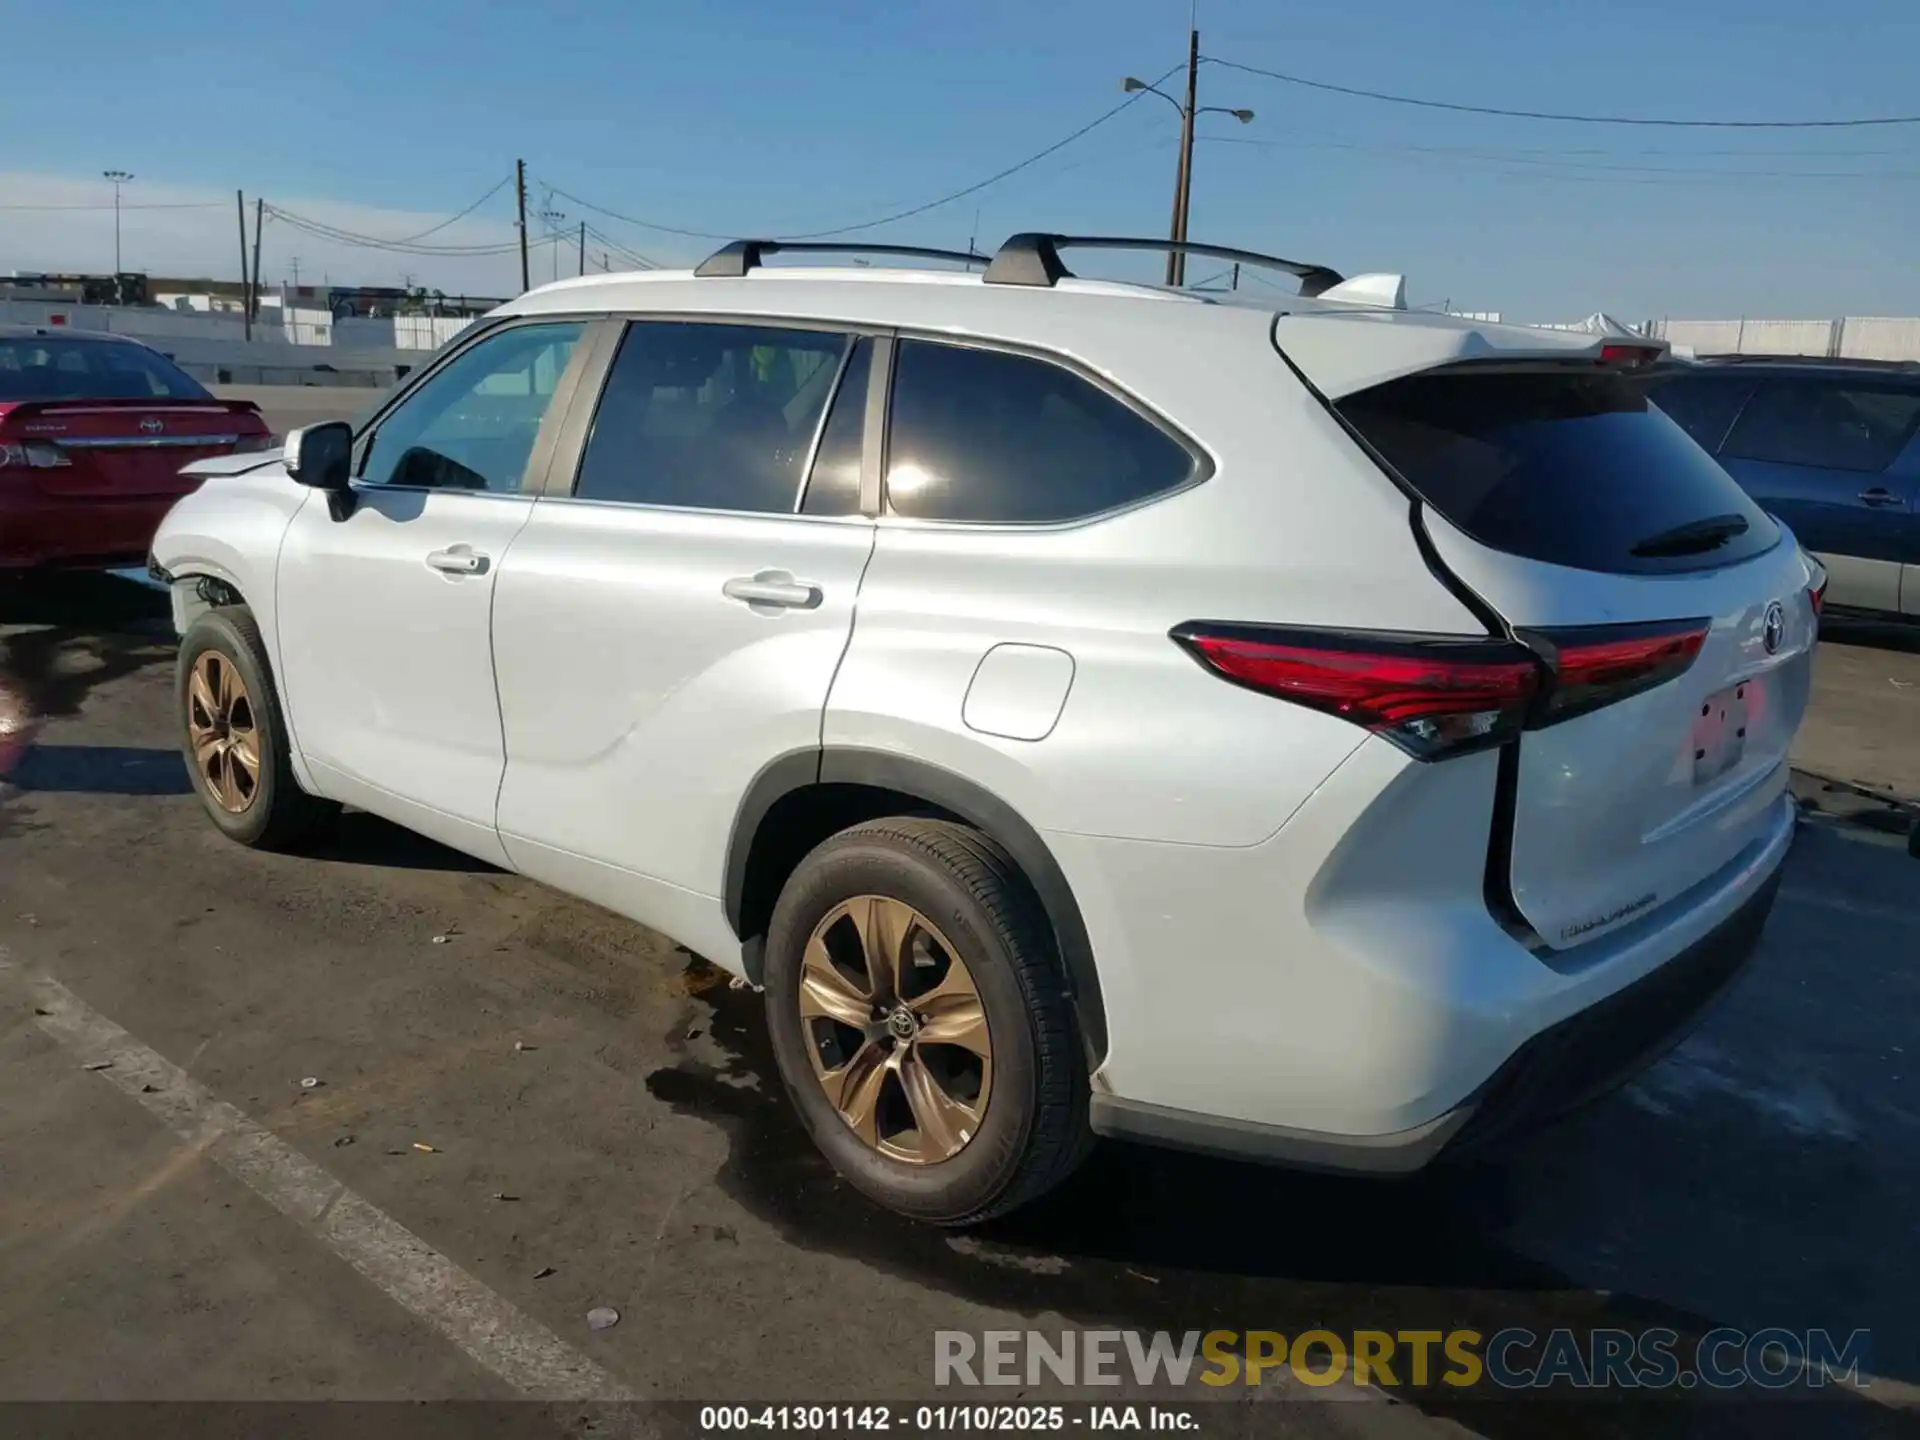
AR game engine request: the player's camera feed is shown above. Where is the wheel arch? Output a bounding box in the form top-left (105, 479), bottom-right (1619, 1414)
top-left (724, 747), bottom-right (1109, 1067)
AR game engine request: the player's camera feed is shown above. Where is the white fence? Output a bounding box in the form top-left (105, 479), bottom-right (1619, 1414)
top-left (0, 297), bottom-right (469, 384)
top-left (1644, 316), bottom-right (1920, 362)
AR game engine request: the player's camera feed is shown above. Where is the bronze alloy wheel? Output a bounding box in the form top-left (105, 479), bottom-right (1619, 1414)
top-left (186, 651), bottom-right (260, 814)
top-left (799, 895), bottom-right (993, 1165)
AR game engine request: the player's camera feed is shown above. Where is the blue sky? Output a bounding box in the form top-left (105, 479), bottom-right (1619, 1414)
top-left (1, 0), bottom-right (1915, 319)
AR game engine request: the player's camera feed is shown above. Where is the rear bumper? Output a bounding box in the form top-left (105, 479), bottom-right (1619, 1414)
top-left (1090, 860), bottom-right (1783, 1173)
top-left (1058, 733), bottom-right (1797, 1170)
top-left (0, 492), bottom-right (179, 569)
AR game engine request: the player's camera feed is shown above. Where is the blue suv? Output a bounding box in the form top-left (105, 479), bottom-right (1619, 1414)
top-left (1651, 357), bottom-right (1920, 623)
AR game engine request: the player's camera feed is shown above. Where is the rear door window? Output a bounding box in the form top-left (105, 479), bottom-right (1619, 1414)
top-left (1719, 376), bottom-right (1920, 473)
top-left (575, 321), bottom-right (851, 514)
top-left (1337, 368), bottom-right (1781, 575)
top-left (798, 337), bottom-right (871, 517)
top-left (1647, 372), bottom-right (1757, 453)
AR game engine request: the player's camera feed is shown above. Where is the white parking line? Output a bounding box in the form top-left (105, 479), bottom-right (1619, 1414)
top-left (1, 952), bottom-right (639, 1406)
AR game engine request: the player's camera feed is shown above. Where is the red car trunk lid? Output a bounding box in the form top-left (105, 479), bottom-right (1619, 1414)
top-left (1, 398), bottom-right (268, 498)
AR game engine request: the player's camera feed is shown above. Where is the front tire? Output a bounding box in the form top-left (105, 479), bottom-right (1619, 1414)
top-left (763, 818), bottom-right (1091, 1225)
top-left (176, 604), bottom-right (336, 849)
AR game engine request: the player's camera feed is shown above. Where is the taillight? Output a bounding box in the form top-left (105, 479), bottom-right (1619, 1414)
top-left (0, 440), bottom-right (72, 469)
top-left (1524, 619), bottom-right (1709, 725)
top-left (1171, 623), bottom-right (1541, 760)
top-left (1599, 344), bottom-right (1661, 368)
top-left (1808, 580), bottom-right (1826, 619)
top-left (1174, 616), bottom-right (1712, 760)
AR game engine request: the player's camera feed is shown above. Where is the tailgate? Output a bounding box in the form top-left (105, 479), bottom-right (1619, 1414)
top-left (1433, 516), bottom-right (1812, 949)
top-left (1304, 339), bottom-right (1816, 954)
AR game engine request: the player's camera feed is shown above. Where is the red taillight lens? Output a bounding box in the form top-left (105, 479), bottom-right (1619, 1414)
top-left (1172, 624), bottom-right (1541, 760)
top-left (1529, 619), bottom-right (1709, 724)
top-left (1809, 582), bottom-right (1825, 618)
top-left (1599, 343), bottom-right (1661, 367)
top-left (1175, 617), bottom-right (1713, 759)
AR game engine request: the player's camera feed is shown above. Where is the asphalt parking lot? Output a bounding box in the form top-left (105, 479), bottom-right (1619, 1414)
top-left (2, 573), bottom-right (1917, 1439)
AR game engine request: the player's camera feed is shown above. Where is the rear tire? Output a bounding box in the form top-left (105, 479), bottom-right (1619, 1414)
top-left (176, 604), bottom-right (336, 849)
top-left (763, 817), bottom-right (1091, 1225)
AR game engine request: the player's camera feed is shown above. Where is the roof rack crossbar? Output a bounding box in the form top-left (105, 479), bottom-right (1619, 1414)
top-left (982, 234), bottom-right (1344, 296)
top-left (693, 239), bottom-right (986, 278)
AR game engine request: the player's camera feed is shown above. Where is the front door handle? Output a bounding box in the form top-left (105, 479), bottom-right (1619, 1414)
top-left (426, 544), bottom-right (489, 575)
top-left (1859, 488), bottom-right (1903, 508)
top-left (723, 571), bottom-right (821, 610)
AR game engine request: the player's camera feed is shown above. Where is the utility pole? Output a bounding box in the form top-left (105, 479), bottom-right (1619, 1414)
top-left (579, 221), bottom-right (586, 278)
top-left (250, 197), bottom-right (265, 325)
top-left (103, 170), bottom-right (134, 279)
top-left (1123, 31), bottom-right (1252, 288)
top-left (1169, 29), bottom-right (1198, 286)
top-left (515, 159), bottom-right (530, 294)
top-left (236, 190), bottom-right (252, 341)
top-left (291, 256), bottom-right (302, 289)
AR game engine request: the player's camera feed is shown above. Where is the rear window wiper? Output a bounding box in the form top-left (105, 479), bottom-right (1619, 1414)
top-left (1629, 513), bottom-right (1750, 558)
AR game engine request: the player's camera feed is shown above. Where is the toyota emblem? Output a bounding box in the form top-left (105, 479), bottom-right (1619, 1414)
top-left (139, 417), bottom-right (164, 435)
top-left (1762, 601), bottom-right (1786, 655)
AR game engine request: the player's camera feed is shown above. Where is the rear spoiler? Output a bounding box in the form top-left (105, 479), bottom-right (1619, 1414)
top-left (1271, 311), bottom-right (1670, 400)
top-left (0, 395), bottom-right (264, 424)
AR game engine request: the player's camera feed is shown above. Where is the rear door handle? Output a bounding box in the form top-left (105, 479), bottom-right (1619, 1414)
top-left (1858, 488), bottom-right (1903, 508)
top-left (426, 545), bottom-right (489, 575)
top-left (723, 571), bottom-right (821, 610)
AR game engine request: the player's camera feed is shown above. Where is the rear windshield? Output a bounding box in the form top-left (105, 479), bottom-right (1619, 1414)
top-left (1337, 368), bottom-right (1781, 575)
top-left (0, 336), bottom-right (211, 402)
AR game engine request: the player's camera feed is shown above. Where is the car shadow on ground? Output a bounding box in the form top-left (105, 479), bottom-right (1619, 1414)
top-left (645, 940), bottom-right (1915, 1437)
top-left (302, 809), bottom-right (503, 874)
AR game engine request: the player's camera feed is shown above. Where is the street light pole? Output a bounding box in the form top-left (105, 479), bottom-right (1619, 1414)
top-left (103, 170), bottom-right (134, 277)
top-left (1122, 37), bottom-right (1254, 287)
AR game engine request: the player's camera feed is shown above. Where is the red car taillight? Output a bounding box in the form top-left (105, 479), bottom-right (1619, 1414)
top-left (1172, 617), bottom-right (1711, 761)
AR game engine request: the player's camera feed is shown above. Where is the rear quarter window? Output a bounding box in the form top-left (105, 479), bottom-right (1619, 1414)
top-left (1337, 368), bottom-right (1781, 575)
top-left (883, 339), bottom-right (1199, 524)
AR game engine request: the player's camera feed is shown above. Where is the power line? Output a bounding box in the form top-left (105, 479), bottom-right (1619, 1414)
top-left (386, 174), bottom-right (514, 244)
top-left (1202, 134), bottom-right (1920, 179)
top-left (537, 58), bottom-right (1186, 245)
top-left (582, 223), bottom-right (660, 270)
top-left (262, 203), bottom-right (549, 257)
top-left (1205, 55), bottom-right (1920, 128)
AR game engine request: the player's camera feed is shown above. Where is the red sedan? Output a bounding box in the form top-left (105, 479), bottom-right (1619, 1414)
top-left (0, 326), bottom-right (273, 572)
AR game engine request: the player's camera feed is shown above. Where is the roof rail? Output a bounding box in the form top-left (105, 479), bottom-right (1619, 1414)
top-left (693, 239), bottom-right (985, 278)
top-left (982, 234), bottom-right (1343, 296)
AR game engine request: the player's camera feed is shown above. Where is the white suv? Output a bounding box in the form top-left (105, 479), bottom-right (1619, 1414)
top-left (150, 234), bottom-right (1819, 1224)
